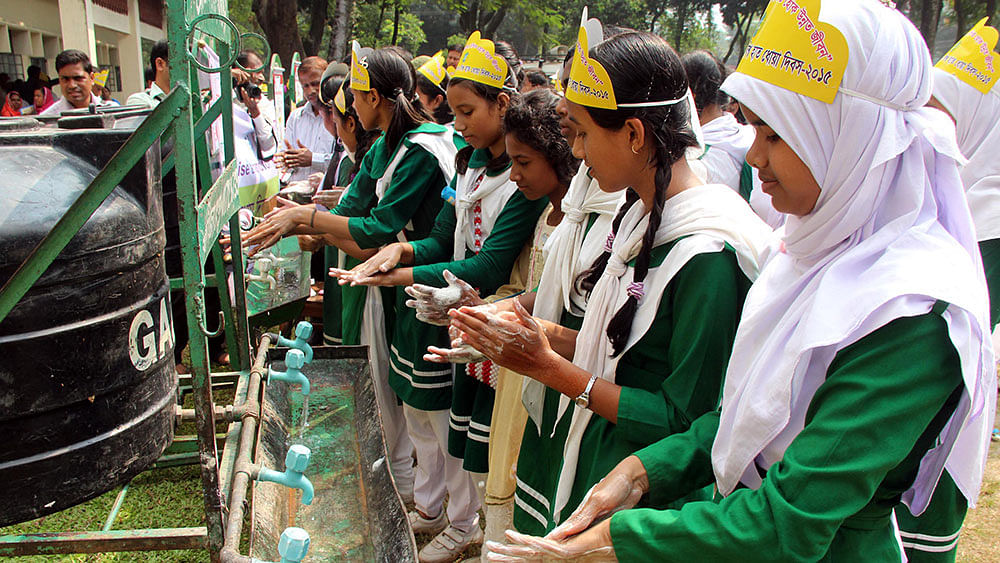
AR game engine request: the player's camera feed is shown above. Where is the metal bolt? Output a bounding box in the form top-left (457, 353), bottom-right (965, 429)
top-left (294, 321), bottom-right (313, 340)
top-left (277, 526), bottom-right (311, 561)
top-left (285, 444), bottom-right (311, 473)
top-left (284, 349), bottom-right (305, 370)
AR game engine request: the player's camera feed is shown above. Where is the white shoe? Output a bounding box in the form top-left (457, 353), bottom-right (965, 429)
top-left (418, 524), bottom-right (484, 563)
top-left (408, 509), bottom-right (448, 536)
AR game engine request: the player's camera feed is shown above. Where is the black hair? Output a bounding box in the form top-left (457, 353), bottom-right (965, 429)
top-left (681, 49), bottom-right (727, 112)
top-left (55, 49), bottom-right (94, 73)
top-left (447, 44), bottom-right (464, 53)
top-left (144, 67), bottom-right (155, 85)
top-left (150, 40), bottom-right (168, 74)
top-left (364, 47), bottom-right (433, 152)
top-left (503, 89), bottom-right (578, 187)
top-left (321, 74), bottom-right (344, 108)
top-left (416, 73), bottom-right (453, 124)
top-left (382, 45), bottom-right (414, 63)
top-left (450, 39), bottom-right (523, 174)
top-left (576, 31), bottom-right (699, 356)
top-left (523, 69), bottom-right (550, 89)
top-left (27, 65), bottom-right (40, 79)
top-left (334, 80), bottom-right (379, 176)
top-left (236, 50), bottom-right (261, 69)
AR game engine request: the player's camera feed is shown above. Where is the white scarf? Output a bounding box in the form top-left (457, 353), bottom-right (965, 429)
top-left (553, 184), bottom-right (772, 522)
top-left (524, 164), bottom-right (623, 425)
top-left (701, 112), bottom-right (755, 192)
top-left (932, 68), bottom-right (1000, 242)
top-left (713, 1), bottom-right (995, 515)
top-left (375, 130), bottom-right (458, 200)
top-left (452, 163), bottom-right (518, 261)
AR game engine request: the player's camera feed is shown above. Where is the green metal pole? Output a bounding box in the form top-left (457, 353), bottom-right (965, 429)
top-left (0, 90), bottom-right (186, 324)
top-left (167, 3), bottom-right (225, 559)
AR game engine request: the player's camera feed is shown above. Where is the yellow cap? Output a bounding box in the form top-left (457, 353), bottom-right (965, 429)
top-left (566, 7), bottom-right (686, 110)
top-left (451, 31), bottom-right (508, 89)
top-left (418, 51), bottom-right (449, 91)
top-left (936, 18), bottom-right (998, 94)
top-left (334, 86), bottom-right (347, 114)
top-left (566, 7), bottom-right (615, 109)
top-left (736, 0), bottom-right (849, 104)
top-left (350, 40), bottom-right (373, 91)
top-left (93, 68), bottom-right (110, 88)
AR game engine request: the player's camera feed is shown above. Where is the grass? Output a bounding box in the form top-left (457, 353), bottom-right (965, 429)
top-left (956, 400), bottom-right (1000, 563)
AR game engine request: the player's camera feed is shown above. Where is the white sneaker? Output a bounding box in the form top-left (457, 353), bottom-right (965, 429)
top-left (408, 509), bottom-right (448, 536)
top-left (418, 524), bottom-right (484, 563)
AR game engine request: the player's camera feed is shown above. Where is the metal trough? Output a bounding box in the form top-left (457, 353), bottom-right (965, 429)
top-left (251, 346), bottom-right (417, 562)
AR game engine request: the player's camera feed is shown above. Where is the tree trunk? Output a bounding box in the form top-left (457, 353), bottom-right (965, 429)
top-left (374, 0), bottom-right (388, 43)
top-left (987, 0), bottom-right (997, 24)
top-left (252, 0), bottom-right (305, 68)
top-left (303, 0), bottom-right (329, 56)
top-left (918, 0), bottom-right (943, 51)
top-left (483, 7), bottom-right (507, 39)
top-left (391, 1), bottom-right (401, 45)
top-left (330, 0), bottom-right (352, 62)
top-left (724, 10), bottom-right (748, 62)
top-left (673, 0), bottom-right (690, 49)
top-left (955, 0), bottom-right (967, 44)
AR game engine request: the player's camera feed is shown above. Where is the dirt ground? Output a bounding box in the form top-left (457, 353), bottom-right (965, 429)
top-left (955, 395), bottom-right (1000, 563)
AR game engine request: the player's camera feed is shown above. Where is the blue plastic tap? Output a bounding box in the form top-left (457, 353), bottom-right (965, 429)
top-left (268, 349), bottom-right (310, 396)
top-left (256, 444), bottom-right (314, 505)
top-left (252, 526), bottom-right (311, 563)
top-left (274, 321), bottom-right (314, 363)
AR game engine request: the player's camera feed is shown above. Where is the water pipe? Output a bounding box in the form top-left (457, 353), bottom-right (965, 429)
top-left (267, 349), bottom-right (310, 396)
top-left (254, 444), bottom-right (314, 505)
top-left (267, 321), bottom-right (314, 363)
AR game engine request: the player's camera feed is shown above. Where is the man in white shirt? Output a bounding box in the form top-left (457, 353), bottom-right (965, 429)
top-left (126, 40), bottom-right (169, 108)
top-left (40, 50), bottom-right (120, 116)
top-left (278, 56), bottom-right (335, 182)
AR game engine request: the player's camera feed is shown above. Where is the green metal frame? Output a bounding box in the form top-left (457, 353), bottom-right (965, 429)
top-left (0, 1), bottom-right (277, 561)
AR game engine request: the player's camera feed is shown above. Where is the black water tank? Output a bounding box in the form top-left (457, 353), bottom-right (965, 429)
top-left (0, 117), bottom-right (176, 525)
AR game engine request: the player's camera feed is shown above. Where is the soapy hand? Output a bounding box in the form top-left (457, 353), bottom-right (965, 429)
top-left (330, 243), bottom-right (406, 286)
top-left (424, 324), bottom-right (487, 363)
top-left (447, 299), bottom-right (553, 379)
top-left (484, 522), bottom-right (616, 562)
top-left (546, 456), bottom-right (648, 542)
top-left (405, 269), bottom-right (484, 326)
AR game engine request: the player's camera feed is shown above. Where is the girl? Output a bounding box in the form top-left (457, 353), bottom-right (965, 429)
top-left (894, 23), bottom-right (1000, 562)
top-left (682, 49), bottom-right (755, 197)
top-left (416, 53), bottom-right (454, 126)
top-left (333, 33), bottom-right (547, 562)
top-left (447, 15), bottom-right (770, 537)
top-left (488, 2), bottom-right (995, 560)
top-left (244, 44), bottom-right (460, 512)
top-left (33, 86), bottom-right (56, 115)
top-left (414, 88), bottom-right (581, 548)
top-left (1, 90), bottom-right (23, 116)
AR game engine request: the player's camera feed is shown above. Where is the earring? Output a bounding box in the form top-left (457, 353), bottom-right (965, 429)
top-left (631, 146), bottom-right (640, 155)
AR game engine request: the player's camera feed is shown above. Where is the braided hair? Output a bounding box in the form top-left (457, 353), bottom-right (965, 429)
top-left (576, 31), bottom-right (700, 356)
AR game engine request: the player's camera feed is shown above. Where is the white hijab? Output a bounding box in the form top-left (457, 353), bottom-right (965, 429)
top-left (700, 112), bottom-right (755, 192)
top-left (932, 67), bottom-right (1000, 242)
top-left (713, 0), bottom-right (995, 515)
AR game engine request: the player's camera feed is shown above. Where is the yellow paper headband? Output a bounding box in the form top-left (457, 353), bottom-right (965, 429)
top-left (936, 18), bottom-right (999, 94)
top-left (333, 86), bottom-right (347, 114)
top-left (736, 0), bottom-right (849, 104)
top-left (452, 31), bottom-right (509, 90)
top-left (566, 7), bottom-right (686, 110)
top-left (93, 69), bottom-right (110, 88)
top-left (417, 51), bottom-right (449, 91)
top-left (350, 40), bottom-right (373, 92)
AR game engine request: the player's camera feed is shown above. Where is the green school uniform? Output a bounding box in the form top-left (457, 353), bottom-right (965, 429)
top-left (609, 311), bottom-right (964, 562)
top-left (404, 149), bottom-right (547, 471)
top-left (978, 238), bottom-right (1000, 328)
top-left (513, 243), bottom-right (752, 535)
top-left (322, 154), bottom-right (358, 344)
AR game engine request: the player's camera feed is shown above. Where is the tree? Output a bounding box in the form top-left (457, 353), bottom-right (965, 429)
top-left (719, 0), bottom-right (767, 62)
top-left (253, 0), bottom-right (305, 65)
top-left (353, 0), bottom-right (428, 53)
top-left (301, 0), bottom-right (331, 55)
top-left (330, 0), bottom-right (354, 61)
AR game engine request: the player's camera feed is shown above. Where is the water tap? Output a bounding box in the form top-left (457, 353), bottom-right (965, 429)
top-left (256, 444), bottom-right (314, 505)
top-left (247, 257), bottom-right (277, 289)
top-left (251, 526), bottom-right (311, 563)
top-left (274, 321), bottom-right (314, 363)
top-left (267, 349), bottom-right (310, 396)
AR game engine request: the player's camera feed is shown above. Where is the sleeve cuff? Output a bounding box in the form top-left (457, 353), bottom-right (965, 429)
top-left (312, 152), bottom-right (330, 169)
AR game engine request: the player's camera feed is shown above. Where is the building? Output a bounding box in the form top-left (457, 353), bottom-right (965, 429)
top-left (0, 0), bottom-right (165, 99)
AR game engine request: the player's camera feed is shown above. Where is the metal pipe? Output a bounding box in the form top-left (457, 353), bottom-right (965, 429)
top-left (102, 483), bottom-right (130, 531)
top-left (175, 404), bottom-right (243, 424)
top-left (219, 334), bottom-right (271, 563)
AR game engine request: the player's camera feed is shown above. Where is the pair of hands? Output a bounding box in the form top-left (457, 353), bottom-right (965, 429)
top-left (276, 139), bottom-right (313, 170)
top-left (242, 196), bottom-right (308, 257)
top-left (485, 456), bottom-right (650, 561)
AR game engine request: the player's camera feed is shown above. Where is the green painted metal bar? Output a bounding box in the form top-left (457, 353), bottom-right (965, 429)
top-left (0, 528), bottom-right (208, 556)
top-left (168, 2), bottom-right (226, 558)
top-left (195, 98), bottom-right (225, 138)
top-left (0, 88), bottom-right (186, 324)
top-left (171, 274), bottom-right (221, 291)
top-left (102, 483), bottom-right (130, 531)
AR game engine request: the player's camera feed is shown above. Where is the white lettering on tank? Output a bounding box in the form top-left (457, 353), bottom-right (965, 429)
top-left (158, 296), bottom-right (174, 360)
top-left (129, 309), bottom-right (156, 370)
